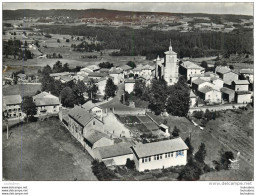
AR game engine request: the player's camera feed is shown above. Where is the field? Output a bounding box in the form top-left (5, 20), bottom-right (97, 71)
top-left (2, 117), bottom-right (97, 181)
top-left (147, 108), bottom-right (254, 180)
top-left (3, 83), bottom-right (42, 97)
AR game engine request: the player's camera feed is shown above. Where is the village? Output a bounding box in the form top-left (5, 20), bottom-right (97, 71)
top-left (2, 8), bottom-right (254, 181)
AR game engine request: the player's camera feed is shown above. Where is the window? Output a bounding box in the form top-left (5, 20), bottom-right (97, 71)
top-left (168, 153), bottom-right (170, 158)
top-left (159, 155), bottom-right (162, 160)
top-left (54, 106), bottom-right (56, 108)
top-left (154, 156), bottom-right (157, 160)
top-left (148, 157), bottom-right (151, 162)
top-left (171, 152), bottom-right (173, 157)
top-left (93, 121), bottom-right (95, 125)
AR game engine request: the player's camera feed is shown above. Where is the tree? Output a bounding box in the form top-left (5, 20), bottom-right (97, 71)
top-left (229, 65), bottom-right (234, 69)
top-left (52, 61), bottom-right (63, 73)
top-left (148, 79), bottom-right (168, 115)
top-left (172, 126), bottom-right (180, 137)
top-left (87, 79), bottom-right (98, 101)
top-left (133, 79), bottom-right (146, 97)
top-left (220, 151), bottom-right (234, 170)
top-left (166, 77), bottom-right (190, 117)
top-left (185, 137), bottom-right (194, 157)
top-left (60, 87), bottom-right (76, 107)
top-left (91, 160), bottom-right (117, 181)
top-left (42, 65), bottom-right (52, 75)
top-left (74, 80), bottom-right (86, 97)
top-left (201, 61), bottom-right (208, 69)
top-left (62, 63), bottom-right (70, 72)
top-left (66, 39), bottom-right (70, 42)
top-left (125, 158), bottom-right (135, 169)
top-left (57, 39), bottom-right (60, 43)
top-left (178, 158), bottom-right (202, 181)
top-left (126, 61), bottom-right (136, 69)
top-left (21, 96), bottom-right (37, 123)
top-left (105, 78), bottom-right (117, 98)
top-left (194, 143), bottom-right (206, 163)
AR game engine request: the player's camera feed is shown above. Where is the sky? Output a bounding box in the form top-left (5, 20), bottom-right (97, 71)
top-left (2, 2), bottom-right (254, 16)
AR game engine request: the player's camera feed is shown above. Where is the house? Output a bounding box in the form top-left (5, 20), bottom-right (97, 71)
top-left (231, 80), bottom-right (249, 91)
top-left (88, 72), bottom-right (108, 80)
top-left (198, 86), bottom-right (222, 104)
top-left (68, 106), bottom-right (104, 145)
top-left (16, 73), bottom-right (26, 81)
top-left (83, 129), bottom-right (114, 159)
top-left (50, 72), bottom-right (72, 80)
top-left (159, 124), bottom-right (169, 134)
top-left (33, 91), bottom-right (61, 116)
top-left (124, 79), bottom-right (136, 93)
top-left (190, 90), bottom-right (197, 108)
top-left (192, 78), bottom-right (214, 91)
top-left (235, 91), bottom-right (252, 104)
top-left (131, 137), bottom-right (188, 172)
top-left (95, 142), bottom-right (133, 166)
top-left (82, 101), bottom-right (104, 120)
top-left (109, 68), bottom-right (124, 85)
top-left (138, 74), bottom-right (152, 87)
top-left (221, 87), bottom-right (235, 103)
top-left (60, 75), bottom-right (75, 84)
top-left (216, 67), bottom-right (238, 83)
top-left (210, 77), bottom-right (224, 91)
top-left (240, 69), bottom-right (253, 83)
top-left (120, 65), bottom-right (133, 77)
top-left (179, 61), bottom-right (205, 80)
top-left (3, 95), bottom-right (24, 119)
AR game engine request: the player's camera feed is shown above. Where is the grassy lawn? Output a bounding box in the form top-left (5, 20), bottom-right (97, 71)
top-left (2, 117), bottom-right (97, 181)
top-left (3, 83), bottom-right (42, 97)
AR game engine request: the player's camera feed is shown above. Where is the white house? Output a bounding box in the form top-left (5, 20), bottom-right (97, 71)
top-left (210, 77), bottom-right (224, 91)
top-left (131, 137), bottom-right (188, 172)
top-left (240, 69), bottom-right (253, 83)
top-left (192, 78), bottom-right (214, 91)
top-left (109, 68), bottom-right (124, 85)
top-left (179, 61), bottom-right (205, 80)
top-left (198, 86), bottom-right (222, 104)
top-left (95, 142), bottom-right (133, 166)
top-left (231, 80), bottom-right (249, 91)
top-left (235, 91), bottom-right (252, 104)
top-left (82, 101), bottom-right (103, 120)
top-left (124, 79), bottom-right (136, 93)
top-left (3, 95), bottom-right (25, 119)
top-left (190, 90), bottom-right (197, 108)
top-left (33, 91), bottom-right (61, 116)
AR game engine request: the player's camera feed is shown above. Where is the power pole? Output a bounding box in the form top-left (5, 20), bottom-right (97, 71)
top-left (6, 119), bottom-right (9, 140)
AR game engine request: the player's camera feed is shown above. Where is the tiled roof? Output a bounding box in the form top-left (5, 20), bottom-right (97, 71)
top-left (97, 142), bottom-right (132, 159)
top-left (216, 67), bottom-right (231, 74)
top-left (34, 98), bottom-right (60, 106)
top-left (221, 87), bottom-right (235, 95)
top-left (233, 80), bottom-right (249, 85)
top-left (198, 86), bottom-right (215, 94)
top-left (50, 72), bottom-right (71, 77)
top-left (68, 106), bottom-right (95, 127)
top-left (192, 78), bottom-right (207, 85)
top-left (88, 72), bottom-right (108, 78)
top-left (236, 91), bottom-right (251, 95)
top-left (240, 69), bottom-right (253, 75)
top-left (120, 65), bottom-right (133, 71)
top-left (132, 137), bottom-right (188, 158)
top-left (84, 130), bottom-right (109, 145)
top-left (190, 90), bottom-right (197, 98)
top-left (3, 95), bottom-right (22, 105)
top-left (109, 68), bottom-right (123, 74)
top-left (181, 61), bottom-right (204, 69)
top-left (82, 101), bottom-right (101, 111)
top-left (60, 76), bottom-right (74, 82)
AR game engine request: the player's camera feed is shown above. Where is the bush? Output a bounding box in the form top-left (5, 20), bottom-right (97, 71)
top-left (28, 116), bottom-right (38, 122)
top-left (172, 126), bottom-right (180, 137)
top-left (125, 158), bottom-right (135, 169)
top-left (193, 111), bottom-right (204, 119)
top-left (91, 160), bottom-right (118, 181)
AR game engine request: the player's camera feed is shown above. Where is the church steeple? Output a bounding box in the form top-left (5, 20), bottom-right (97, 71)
top-left (169, 39), bottom-right (172, 51)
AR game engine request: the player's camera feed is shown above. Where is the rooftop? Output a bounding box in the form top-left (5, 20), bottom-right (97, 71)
top-left (82, 100), bottom-right (101, 111)
top-left (192, 78), bottom-right (208, 85)
top-left (198, 86), bottom-right (215, 94)
top-left (88, 72), bottom-right (108, 78)
top-left (68, 106), bottom-right (96, 127)
top-left (221, 87), bottom-right (235, 95)
top-left (97, 142), bottom-right (132, 159)
top-left (3, 95), bottom-right (22, 105)
top-left (132, 137), bottom-right (188, 158)
top-left (216, 67), bottom-right (231, 74)
top-left (190, 90), bottom-right (197, 98)
top-left (50, 72), bottom-right (71, 77)
top-left (240, 69), bottom-right (253, 75)
top-left (120, 65), bottom-right (133, 71)
top-left (84, 130), bottom-right (109, 145)
top-left (236, 91), bottom-right (251, 95)
top-left (181, 61), bottom-right (204, 70)
top-left (233, 80), bottom-right (249, 85)
top-left (60, 75), bottom-right (74, 83)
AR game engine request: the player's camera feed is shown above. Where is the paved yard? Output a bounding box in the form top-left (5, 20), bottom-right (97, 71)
top-left (2, 117), bottom-right (97, 181)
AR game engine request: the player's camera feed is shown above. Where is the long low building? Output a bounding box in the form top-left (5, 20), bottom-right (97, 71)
top-left (131, 137), bottom-right (188, 172)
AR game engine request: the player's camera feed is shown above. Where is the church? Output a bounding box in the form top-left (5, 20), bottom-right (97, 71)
top-left (155, 40), bottom-right (179, 85)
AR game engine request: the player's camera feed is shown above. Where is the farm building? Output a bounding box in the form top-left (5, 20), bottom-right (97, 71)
top-left (192, 78), bottom-right (214, 91)
top-left (179, 61), bottom-right (205, 80)
top-left (231, 80), bottom-right (249, 91)
top-left (221, 87), bottom-right (235, 103)
top-left (132, 137), bottom-right (188, 172)
top-left (3, 95), bottom-right (24, 119)
top-left (95, 142), bottom-right (133, 166)
top-left (198, 86), bottom-right (222, 104)
top-left (235, 91), bottom-right (252, 104)
top-left (109, 68), bottom-right (124, 85)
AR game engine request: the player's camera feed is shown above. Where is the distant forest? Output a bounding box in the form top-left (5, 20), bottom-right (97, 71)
top-left (37, 25), bottom-right (253, 59)
top-left (3, 9), bottom-right (253, 22)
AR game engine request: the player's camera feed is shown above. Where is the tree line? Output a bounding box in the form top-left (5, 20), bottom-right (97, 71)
top-left (37, 24), bottom-right (253, 59)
